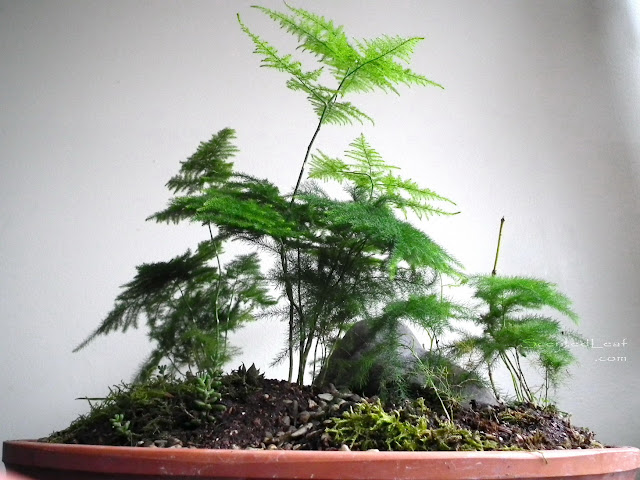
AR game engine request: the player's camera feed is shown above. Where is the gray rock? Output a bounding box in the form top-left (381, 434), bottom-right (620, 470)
top-left (315, 319), bottom-right (497, 406)
top-left (280, 415), bottom-right (291, 428)
top-left (291, 425), bottom-right (310, 438)
top-left (298, 411), bottom-right (311, 424)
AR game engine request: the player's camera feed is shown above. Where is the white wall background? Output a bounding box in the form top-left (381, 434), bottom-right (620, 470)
top-left (1, 0), bottom-right (639, 457)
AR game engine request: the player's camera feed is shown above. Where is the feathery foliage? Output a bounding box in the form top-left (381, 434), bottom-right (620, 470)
top-left (453, 275), bottom-right (582, 404)
top-left (75, 131), bottom-right (275, 380)
top-left (309, 134), bottom-right (457, 219)
top-left (75, 4), bottom-right (584, 411)
top-left (239, 4), bottom-right (443, 197)
top-left (232, 5), bottom-right (458, 384)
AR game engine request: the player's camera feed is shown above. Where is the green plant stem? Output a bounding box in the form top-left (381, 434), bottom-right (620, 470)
top-left (290, 72), bottom-right (351, 201)
top-left (514, 350), bottom-right (534, 402)
top-left (486, 363), bottom-right (500, 400)
top-left (210, 224), bottom-right (223, 370)
top-left (491, 217), bottom-right (505, 276)
top-left (287, 70), bottom-right (364, 383)
top-left (297, 247), bottom-right (306, 384)
top-left (500, 352), bottom-right (523, 401)
top-left (279, 245), bottom-right (306, 383)
top-left (488, 217), bottom-right (507, 401)
top-left (291, 109), bottom-right (328, 201)
top-left (411, 351), bottom-right (452, 423)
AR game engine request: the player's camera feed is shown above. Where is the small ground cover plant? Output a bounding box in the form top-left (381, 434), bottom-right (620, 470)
top-left (62, 3), bottom-right (590, 451)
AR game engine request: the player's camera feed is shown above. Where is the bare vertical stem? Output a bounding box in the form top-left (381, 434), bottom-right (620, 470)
top-left (492, 217), bottom-right (505, 276)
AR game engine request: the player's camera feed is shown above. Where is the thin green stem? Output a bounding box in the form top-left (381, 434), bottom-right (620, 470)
top-left (492, 217), bottom-right (505, 276)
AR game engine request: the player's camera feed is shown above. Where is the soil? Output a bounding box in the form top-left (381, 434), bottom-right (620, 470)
top-left (45, 372), bottom-right (604, 451)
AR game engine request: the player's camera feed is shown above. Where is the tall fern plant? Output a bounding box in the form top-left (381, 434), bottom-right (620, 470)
top-left (238, 5), bottom-right (463, 383)
top-left (453, 275), bottom-right (583, 404)
top-left (233, 5), bottom-right (460, 383)
top-left (74, 129), bottom-right (275, 380)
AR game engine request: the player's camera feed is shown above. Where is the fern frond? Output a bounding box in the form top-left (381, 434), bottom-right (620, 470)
top-left (253, 4), bottom-right (358, 77)
top-left (165, 128), bottom-right (237, 194)
top-left (308, 153), bottom-right (348, 182)
top-left (309, 95), bottom-right (374, 125)
top-left (73, 244), bottom-right (220, 353)
top-left (472, 276), bottom-right (579, 323)
top-left (318, 199), bottom-right (462, 278)
top-left (149, 194), bottom-right (208, 225)
top-left (197, 189), bottom-right (299, 239)
top-left (343, 36), bottom-right (443, 95)
top-left (245, 5), bottom-right (442, 132)
top-left (383, 294), bottom-right (459, 336)
top-left (309, 135), bottom-right (457, 217)
top-left (388, 220), bottom-right (463, 278)
top-left (238, 14), bottom-right (325, 105)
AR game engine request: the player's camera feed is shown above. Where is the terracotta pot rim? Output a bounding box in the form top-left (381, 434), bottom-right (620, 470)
top-left (4, 440), bottom-right (640, 480)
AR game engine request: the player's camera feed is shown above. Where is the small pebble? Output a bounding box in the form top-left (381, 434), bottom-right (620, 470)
top-left (339, 444), bottom-right (350, 451)
top-left (317, 393), bottom-right (334, 402)
top-left (305, 429), bottom-right (321, 439)
top-left (167, 437), bottom-right (182, 447)
top-left (290, 425), bottom-right (309, 438)
top-left (298, 411), bottom-right (311, 424)
top-left (346, 393), bottom-right (362, 402)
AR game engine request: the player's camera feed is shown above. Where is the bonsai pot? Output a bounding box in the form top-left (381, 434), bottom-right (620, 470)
top-left (3, 440), bottom-right (640, 480)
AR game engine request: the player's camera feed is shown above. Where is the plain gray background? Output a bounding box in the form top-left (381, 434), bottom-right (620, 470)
top-left (1, 0), bottom-right (639, 457)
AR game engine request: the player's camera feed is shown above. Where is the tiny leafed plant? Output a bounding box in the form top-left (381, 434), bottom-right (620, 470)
top-left (64, 3), bottom-right (588, 451)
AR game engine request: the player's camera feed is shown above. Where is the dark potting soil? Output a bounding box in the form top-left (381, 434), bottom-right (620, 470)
top-left (44, 373), bottom-right (603, 451)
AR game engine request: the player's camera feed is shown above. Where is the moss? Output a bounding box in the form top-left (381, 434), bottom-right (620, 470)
top-left (326, 398), bottom-right (500, 451)
top-left (46, 371), bottom-right (224, 446)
